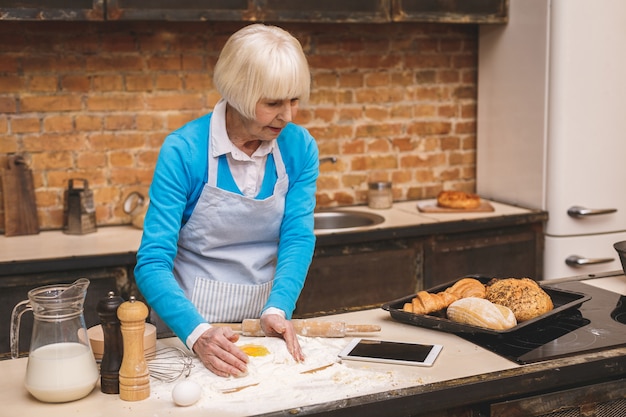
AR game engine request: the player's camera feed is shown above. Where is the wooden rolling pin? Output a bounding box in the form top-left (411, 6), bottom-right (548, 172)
top-left (213, 319), bottom-right (381, 338)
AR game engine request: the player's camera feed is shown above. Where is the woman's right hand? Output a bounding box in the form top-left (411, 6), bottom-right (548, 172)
top-left (192, 326), bottom-right (249, 377)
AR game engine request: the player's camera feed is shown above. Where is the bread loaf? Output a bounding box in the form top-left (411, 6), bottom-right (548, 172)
top-left (437, 191), bottom-right (481, 209)
top-left (486, 278), bottom-right (553, 322)
top-left (447, 297), bottom-right (517, 330)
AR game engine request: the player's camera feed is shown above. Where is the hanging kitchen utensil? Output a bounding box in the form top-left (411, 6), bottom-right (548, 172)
top-left (63, 178), bottom-right (97, 235)
top-left (123, 191), bottom-right (148, 229)
top-left (1, 155), bottom-right (39, 237)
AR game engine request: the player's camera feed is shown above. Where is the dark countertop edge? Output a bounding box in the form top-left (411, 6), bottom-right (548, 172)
top-left (315, 210), bottom-right (548, 246)
top-left (258, 346), bottom-right (626, 417)
top-left (0, 252), bottom-right (137, 277)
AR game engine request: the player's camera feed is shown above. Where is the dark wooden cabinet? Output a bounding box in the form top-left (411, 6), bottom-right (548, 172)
top-left (295, 238), bottom-right (422, 316)
top-left (107, 0), bottom-right (390, 22)
top-left (1, 0), bottom-right (507, 23)
top-left (0, 0), bottom-right (104, 20)
top-left (257, 0), bottom-right (390, 23)
top-left (392, 0), bottom-right (508, 23)
top-left (106, 0), bottom-right (252, 21)
top-left (423, 223), bottom-right (544, 289)
top-left (490, 378), bottom-right (626, 417)
top-left (342, 375), bottom-right (626, 417)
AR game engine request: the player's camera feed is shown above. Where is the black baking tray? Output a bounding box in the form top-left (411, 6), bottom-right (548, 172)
top-left (382, 276), bottom-right (592, 335)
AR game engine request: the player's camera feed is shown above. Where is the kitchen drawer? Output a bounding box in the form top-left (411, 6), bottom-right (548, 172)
top-left (490, 378), bottom-right (626, 417)
top-left (423, 224), bottom-right (544, 288)
top-left (295, 239), bottom-right (422, 317)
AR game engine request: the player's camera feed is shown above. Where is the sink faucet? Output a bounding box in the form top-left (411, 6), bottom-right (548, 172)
top-left (319, 157), bottom-right (337, 164)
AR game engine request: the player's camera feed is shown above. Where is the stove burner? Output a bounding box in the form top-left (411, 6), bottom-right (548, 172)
top-left (461, 281), bottom-right (626, 364)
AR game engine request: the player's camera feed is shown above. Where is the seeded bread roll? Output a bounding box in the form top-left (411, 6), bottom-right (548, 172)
top-left (437, 191), bottom-right (481, 209)
top-left (486, 278), bottom-right (553, 322)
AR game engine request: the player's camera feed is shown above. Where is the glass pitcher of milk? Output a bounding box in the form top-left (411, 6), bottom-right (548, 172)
top-left (10, 278), bottom-right (99, 403)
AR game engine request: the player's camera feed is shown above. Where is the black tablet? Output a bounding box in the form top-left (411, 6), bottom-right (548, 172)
top-left (338, 338), bottom-right (443, 367)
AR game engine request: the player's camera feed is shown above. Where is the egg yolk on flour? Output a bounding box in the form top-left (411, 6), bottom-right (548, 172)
top-left (240, 344), bottom-right (270, 357)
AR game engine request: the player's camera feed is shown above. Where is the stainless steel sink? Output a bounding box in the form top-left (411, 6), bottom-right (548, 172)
top-left (313, 210), bottom-right (385, 230)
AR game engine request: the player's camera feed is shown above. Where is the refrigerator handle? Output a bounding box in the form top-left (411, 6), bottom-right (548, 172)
top-left (565, 255), bottom-right (614, 268)
top-left (567, 206), bottom-right (618, 218)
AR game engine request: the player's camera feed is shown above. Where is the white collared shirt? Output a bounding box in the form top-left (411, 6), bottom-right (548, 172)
top-left (210, 99), bottom-right (274, 197)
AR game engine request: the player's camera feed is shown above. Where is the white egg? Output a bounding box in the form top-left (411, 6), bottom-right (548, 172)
top-left (172, 380), bottom-right (202, 407)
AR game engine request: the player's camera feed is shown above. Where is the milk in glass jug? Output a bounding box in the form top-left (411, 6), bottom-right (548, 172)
top-left (10, 278), bottom-right (99, 402)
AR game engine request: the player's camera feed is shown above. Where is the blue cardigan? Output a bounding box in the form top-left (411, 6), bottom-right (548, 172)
top-left (134, 112), bottom-right (318, 344)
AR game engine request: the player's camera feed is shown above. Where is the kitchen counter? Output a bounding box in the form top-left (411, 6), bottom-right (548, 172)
top-left (0, 199), bottom-right (540, 266)
top-left (313, 200), bottom-right (545, 246)
top-left (0, 225), bottom-right (143, 276)
top-left (1, 273), bottom-right (625, 417)
top-left (0, 226), bottom-right (143, 263)
top-left (0, 200), bottom-right (546, 279)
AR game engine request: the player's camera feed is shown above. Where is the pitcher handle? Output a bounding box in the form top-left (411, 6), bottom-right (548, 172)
top-left (10, 300), bottom-right (32, 359)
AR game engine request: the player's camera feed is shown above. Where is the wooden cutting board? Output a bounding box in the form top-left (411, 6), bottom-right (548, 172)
top-left (1, 155), bottom-right (39, 236)
top-left (417, 200), bottom-right (495, 213)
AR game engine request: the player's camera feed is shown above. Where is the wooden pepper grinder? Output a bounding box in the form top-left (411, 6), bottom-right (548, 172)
top-left (117, 296), bottom-right (150, 401)
top-left (97, 291), bottom-right (125, 394)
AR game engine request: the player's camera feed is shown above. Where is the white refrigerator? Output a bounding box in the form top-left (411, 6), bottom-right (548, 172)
top-left (477, 0), bottom-right (626, 279)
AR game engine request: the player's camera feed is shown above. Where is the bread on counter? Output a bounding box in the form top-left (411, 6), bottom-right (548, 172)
top-left (436, 190), bottom-right (481, 209)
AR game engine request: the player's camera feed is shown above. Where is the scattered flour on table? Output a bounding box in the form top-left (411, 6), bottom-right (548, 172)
top-left (149, 336), bottom-right (425, 415)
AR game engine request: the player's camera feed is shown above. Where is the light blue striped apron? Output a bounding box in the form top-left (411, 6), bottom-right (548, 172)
top-left (172, 133), bottom-right (288, 324)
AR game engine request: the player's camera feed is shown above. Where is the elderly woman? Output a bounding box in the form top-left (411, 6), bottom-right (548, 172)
top-left (134, 24), bottom-right (318, 377)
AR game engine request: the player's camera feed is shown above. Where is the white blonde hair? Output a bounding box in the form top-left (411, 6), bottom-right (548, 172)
top-left (213, 24), bottom-right (311, 120)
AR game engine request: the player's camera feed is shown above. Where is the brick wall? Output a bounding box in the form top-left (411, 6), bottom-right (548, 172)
top-left (0, 20), bottom-right (477, 231)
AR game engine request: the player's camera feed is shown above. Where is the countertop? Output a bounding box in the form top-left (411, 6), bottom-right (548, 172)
top-left (0, 199), bottom-right (540, 264)
top-left (1, 273), bottom-right (625, 417)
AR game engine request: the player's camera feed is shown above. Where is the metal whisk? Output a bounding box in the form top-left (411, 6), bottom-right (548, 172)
top-left (147, 346), bottom-right (195, 383)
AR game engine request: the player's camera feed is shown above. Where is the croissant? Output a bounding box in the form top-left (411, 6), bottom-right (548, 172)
top-left (445, 277), bottom-right (486, 299)
top-left (402, 278), bottom-right (486, 315)
top-left (403, 290), bottom-right (458, 314)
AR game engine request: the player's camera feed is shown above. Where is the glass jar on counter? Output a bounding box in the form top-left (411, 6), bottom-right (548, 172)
top-left (367, 181), bottom-right (393, 209)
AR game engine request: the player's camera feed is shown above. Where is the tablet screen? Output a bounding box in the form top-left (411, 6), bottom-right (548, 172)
top-left (339, 339), bottom-right (443, 366)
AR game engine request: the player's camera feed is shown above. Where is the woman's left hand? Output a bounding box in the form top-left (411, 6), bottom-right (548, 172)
top-left (260, 314), bottom-right (305, 362)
